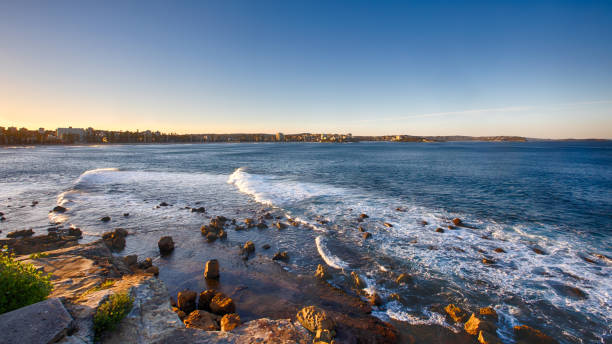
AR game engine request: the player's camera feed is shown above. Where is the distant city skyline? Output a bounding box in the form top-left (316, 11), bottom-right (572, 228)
top-left (1, 1), bottom-right (611, 139)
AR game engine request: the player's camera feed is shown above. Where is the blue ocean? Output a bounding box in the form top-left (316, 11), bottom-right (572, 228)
top-left (1, 141), bottom-right (610, 343)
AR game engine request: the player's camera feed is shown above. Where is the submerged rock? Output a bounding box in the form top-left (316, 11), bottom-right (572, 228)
top-left (362, 232), bottom-right (372, 239)
top-left (435, 227), bottom-right (444, 233)
top-left (493, 247), bottom-right (506, 253)
top-left (369, 292), bottom-right (382, 306)
top-left (383, 222), bottom-right (393, 228)
top-left (220, 313), bottom-right (241, 331)
top-left (262, 244), bottom-right (271, 250)
top-left (158, 236), bottom-right (175, 255)
top-left (100, 216), bottom-right (111, 222)
top-left (204, 259), bottom-right (220, 279)
top-left (514, 325), bottom-right (558, 344)
top-left (124, 254), bottom-right (138, 266)
top-left (183, 310), bottom-right (220, 331)
top-left (191, 207), bottom-right (206, 213)
top-left (481, 258), bottom-right (496, 265)
top-left (359, 213), bottom-right (369, 219)
top-left (275, 222), bottom-right (288, 230)
top-left (452, 218), bottom-right (462, 225)
top-left (177, 290), bottom-right (198, 314)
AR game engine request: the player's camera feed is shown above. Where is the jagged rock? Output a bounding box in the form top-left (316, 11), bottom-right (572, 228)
top-left (245, 218), bottom-right (255, 227)
top-left (359, 214), bottom-right (369, 219)
top-left (514, 325), bottom-right (558, 344)
top-left (158, 236), bottom-right (175, 255)
top-left (191, 207), bottom-right (206, 213)
top-left (478, 330), bottom-right (502, 344)
top-left (204, 259), bottom-right (220, 279)
top-left (0, 298), bottom-right (75, 344)
top-left (275, 222), bottom-right (288, 229)
top-left (448, 225), bottom-right (456, 230)
top-left (220, 313), bottom-right (241, 331)
top-left (445, 304), bottom-right (468, 323)
top-left (383, 222), bottom-right (393, 228)
top-left (452, 218), bottom-right (462, 225)
top-left (100, 216), bottom-right (111, 222)
top-left (479, 307), bottom-right (498, 321)
top-left (52, 205), bottom-right (67, 213)
top-left (296, 306), bottom-right (335, 334)
top-left (123, 213), bottom-right (130, 217)
top-left (464, 313), bottom-right (496, 336)
top-left (218, 229), bottom-right (227, 239)
top-left (358, 226), bottom-right (365, 232)
top-left (183, 310), bottom-right (220, 331)
top-left (198, 290), bottom-right (217, 311)
top-left (177, 290), bottom-right (198, 314)
top-left (6, 228), bottom-right (34, 238)
top-left (395, 273), bottom-right (412, 285)
top-left (210, 292), bottom-right (236, 315)
top-left (389, 293), bottom-right (403, 303)
top-left (257, 222), bottom-right (268, 229)
top-left (315, 264), bottom-right (329, 280)
top-left (351, 271), bottom-right (366, 289)
top-left (362, 232), bottom-right (372, 239)
top-left (435, 227), bottom-right (444, 233)
top-left (272, 251), bottom-right (289, 261)
top-left (494, 248), bottom-right (506, 253)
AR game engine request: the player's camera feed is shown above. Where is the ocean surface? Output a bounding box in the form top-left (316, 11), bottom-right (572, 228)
top-left (1, 142), bottom-right (611, 343)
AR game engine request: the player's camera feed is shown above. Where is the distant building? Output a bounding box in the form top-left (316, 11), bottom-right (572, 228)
top-left (57, 127), bottom-right (85, 142)
top-left (276, 132), bottom-right (285, 141)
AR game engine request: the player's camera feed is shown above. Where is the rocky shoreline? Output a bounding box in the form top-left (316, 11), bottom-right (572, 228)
top-left (0, 207), bottom-right (562, 344)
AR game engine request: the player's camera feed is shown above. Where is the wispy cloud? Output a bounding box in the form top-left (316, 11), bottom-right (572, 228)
top-left (358, 100), bottom-right (612, 123)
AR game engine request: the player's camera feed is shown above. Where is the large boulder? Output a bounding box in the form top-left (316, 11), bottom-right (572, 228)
top-left (158, 236), bottom-right (175, 255)
top-left (296, 306), bottom-right (335, 334)
top-left (183, 310), bottom-right (220, 331)
top-left (177, 290), bottom-right (197, 314)
top-left (220, 313), bottom-right (241, 331)
top-left (0, 298), bottom-right (75, 344)
top-left (204, 259), bottom-right (219, 279)
top-left (210, 292), bottom-right (236, 315)
top-left (514, 325), bottom-right (558, 344)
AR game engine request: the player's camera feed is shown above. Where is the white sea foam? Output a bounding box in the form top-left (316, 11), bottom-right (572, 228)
top-left (315, 236), bottom-right (349, 270)
top-left (373, 302), bottom-right (459, 332)
top-left (227, 167), bottom-right (345, 206)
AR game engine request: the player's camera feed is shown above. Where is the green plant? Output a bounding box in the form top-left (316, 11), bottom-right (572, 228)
top-left (81, 279), bottom-right (116, 298)
top-left (28, 252), bottom-right (49, 259)
top-left (93, 292), bottom-right (134, 339)
top-left (0, 246), bottom-right (53, 314)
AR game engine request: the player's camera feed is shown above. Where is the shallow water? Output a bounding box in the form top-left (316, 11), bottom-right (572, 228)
top-left (1, 142), bottom-right (611, 343)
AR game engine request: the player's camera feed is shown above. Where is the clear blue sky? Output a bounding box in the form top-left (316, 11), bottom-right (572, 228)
top-left (1, 0), bottom-right (611, 138)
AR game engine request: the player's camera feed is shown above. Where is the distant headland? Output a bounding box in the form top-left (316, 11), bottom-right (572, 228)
top-left (0, 126), bottom-right (607, 145)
